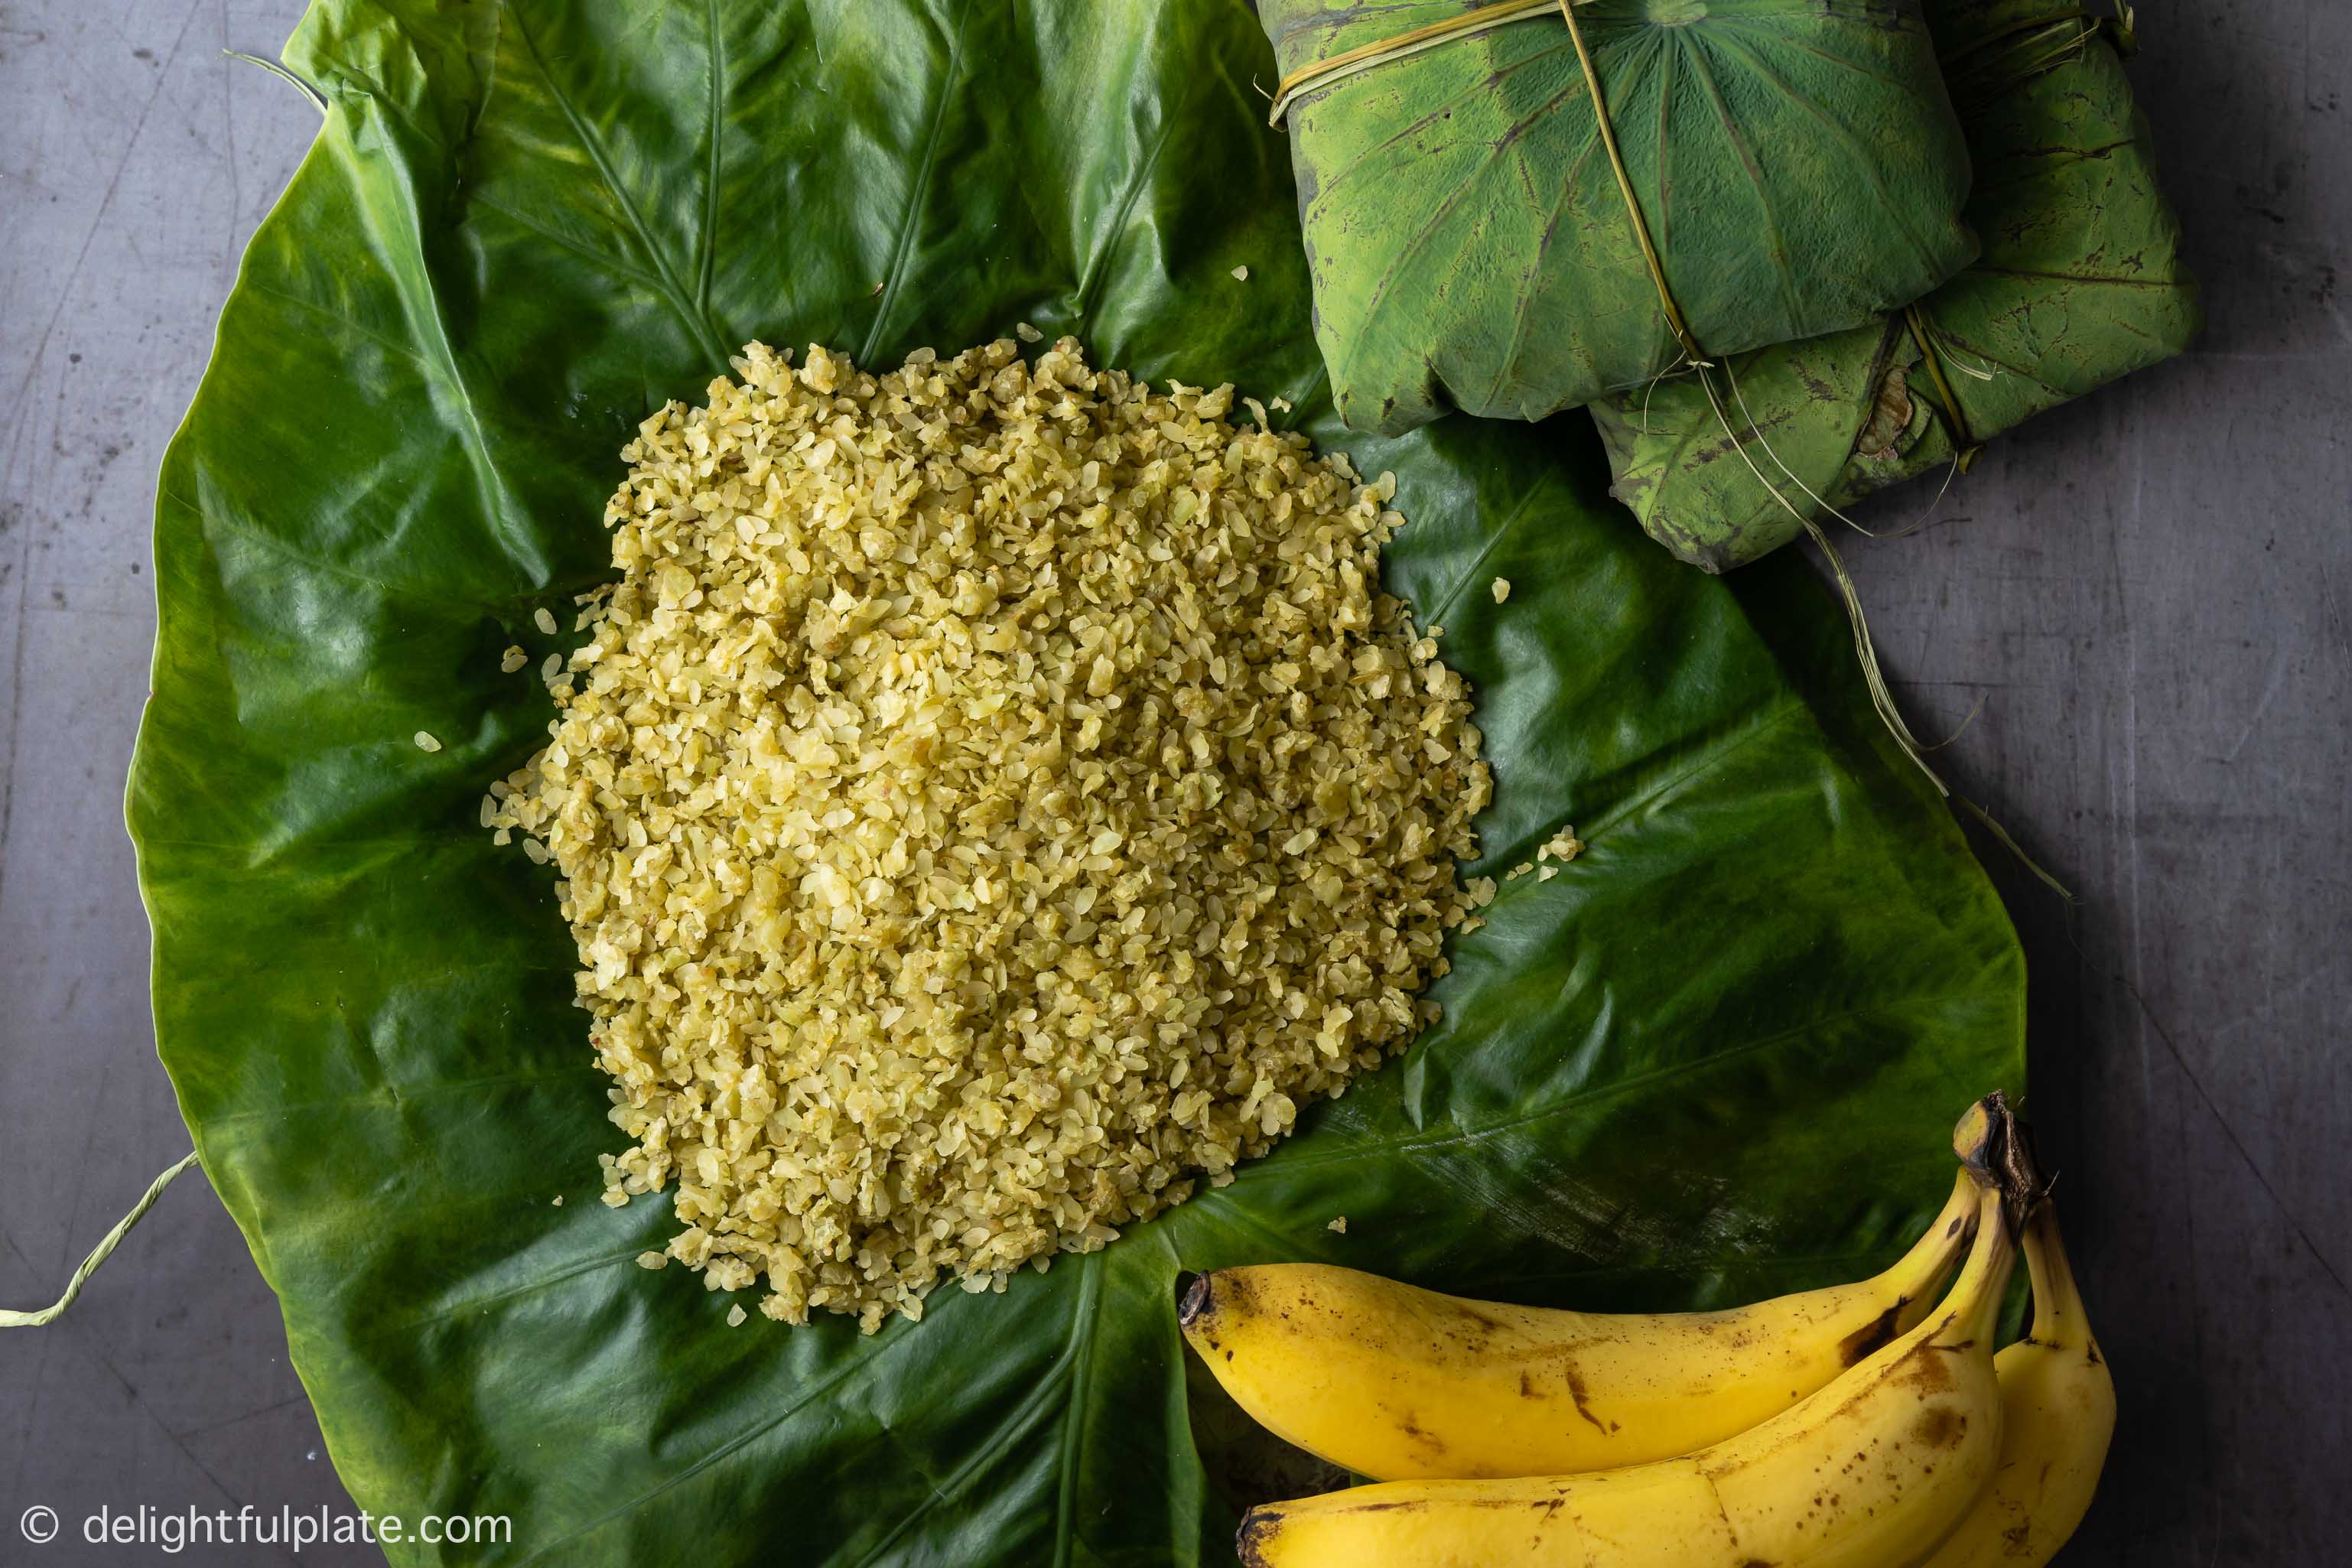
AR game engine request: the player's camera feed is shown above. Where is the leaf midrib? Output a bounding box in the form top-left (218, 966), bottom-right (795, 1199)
top-left (1277, 984), bottom-right (2009, 1177)
top-left (503, 4), bottom-right (730, 368)
top-left (860, 0), bottom-right (976, 366)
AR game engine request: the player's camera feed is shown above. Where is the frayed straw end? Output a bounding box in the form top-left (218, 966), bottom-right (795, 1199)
top-left (1798, 520), bottom-right (2076, 902)
top-left (1, 1152), bottom-right (201, 1329)
top-left (223, 49), bottom-right (329, 115)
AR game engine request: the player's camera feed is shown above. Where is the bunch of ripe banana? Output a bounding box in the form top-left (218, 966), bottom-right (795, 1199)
top-left (1183, 1094), bottom-right (2113, 1568)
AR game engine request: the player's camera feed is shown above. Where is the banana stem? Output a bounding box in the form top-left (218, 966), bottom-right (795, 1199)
top-left (1953, 1096), bottom-right (2001, 1179)
top-left (2022, 1202), bottom-right (2093, 1352)
top-left (1953, 1091), bottom-right (2044, 1238)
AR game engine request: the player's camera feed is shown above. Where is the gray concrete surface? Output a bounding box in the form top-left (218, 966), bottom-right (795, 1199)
top-left (1, 2), bottom-right (2344, 1564)
top-left (2, 4), bottom-right (365, 1563)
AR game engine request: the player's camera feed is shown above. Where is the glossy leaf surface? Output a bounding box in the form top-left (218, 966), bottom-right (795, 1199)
top-left (131, 2), bottom-right (2022, 1562)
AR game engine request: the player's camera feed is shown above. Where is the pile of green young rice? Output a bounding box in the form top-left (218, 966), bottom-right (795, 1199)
top-left (487, 337), bottom-right (1492, 1330)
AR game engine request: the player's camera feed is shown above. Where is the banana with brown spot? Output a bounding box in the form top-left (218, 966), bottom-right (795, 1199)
top-left (1236, 1183), bottom-right (2015, 1568)
top-left (1180, 1169), bottom-right (1980, 1481)
top-left (1915, 1199), bottom-right (2113, 1568)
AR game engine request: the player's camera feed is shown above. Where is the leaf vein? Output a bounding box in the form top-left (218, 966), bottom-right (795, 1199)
top-left (1050, 1261), bottom-right (1104, 1568)
top-left (698, 0), bottom-right (725, 320)
top-left (1073, 112), bottom-right (1179, 344)
top-left (504, 5), bottom-right (730, 366)
top-left (860, 0), bottom-right (975, 366)
top-left (1279, 988), bottom-right (1998, 1175)
top-left (1415, 475), bottom-right (1554, 628)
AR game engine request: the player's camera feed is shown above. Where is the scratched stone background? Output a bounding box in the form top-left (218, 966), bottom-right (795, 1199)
top-left (2, 2), bottom-right (2345, 1564)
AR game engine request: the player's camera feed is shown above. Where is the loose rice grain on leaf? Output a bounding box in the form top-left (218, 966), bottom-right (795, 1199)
top-left (486, 337), bottom-right (1489, 1332)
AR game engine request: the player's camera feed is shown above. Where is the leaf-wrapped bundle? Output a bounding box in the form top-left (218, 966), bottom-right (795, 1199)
top-left (1260, 0), bottom-right (1978, 434)
top-left (1593, 1), bottom-right (2201, 571)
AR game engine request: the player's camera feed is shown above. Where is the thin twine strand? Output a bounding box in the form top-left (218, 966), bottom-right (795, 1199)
top-left (1905, 304), bottom-right (1986, 473)
top-left (1690, 360), bottom-right (1944, 795)
top-left (1940, 6), bottom-right (2097, 70)
top-left (1267, 0), bottom-right (1560, 125)
top-left (1947, 8), bottom-right (2134, 110)
top-left (2, 1153), bottom-right (202, 1328)
top-left (1269, 0), bottom-right (1703, 372)
top-left (1941, 5), bottom-right (2129, 80)
top-left (1636, 349), bottom-right (1929, 548)
top-left (1713, 307), bottom-right (1983, 543)
top-left (1703, 366), bottom-right (2074, 899)
top-left (223, 49), bottom-right (330, 114)
top-left (1846, 457), bottom-right (1964, 542)
top-left (1555, 1), bottom-right (1705, 366)
top-left (1721, 354), bottom-right (1872, 532)
top-left (1716, 350), bottom-right (1963, 546)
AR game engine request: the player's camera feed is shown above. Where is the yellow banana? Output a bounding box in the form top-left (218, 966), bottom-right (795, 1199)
top-left (1918, 1199), bottom-right (2114, 1567)
top-left (1236, 1183), bottom-right (2015, 1568)
top-left (1181, 1169), bottom-right (1980, 1480)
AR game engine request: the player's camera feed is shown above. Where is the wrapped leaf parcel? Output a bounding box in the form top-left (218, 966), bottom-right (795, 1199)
top-left (1259, 0), bottom-right (1980, 434)
top-left (1593, 1), bottom-right (2202, 571)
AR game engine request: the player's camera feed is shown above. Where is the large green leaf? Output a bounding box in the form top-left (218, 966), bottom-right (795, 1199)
top-left (1260, 0), bottom-right (1978, 433)
top-left (130, 2), bottom-right (2022, 1563)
